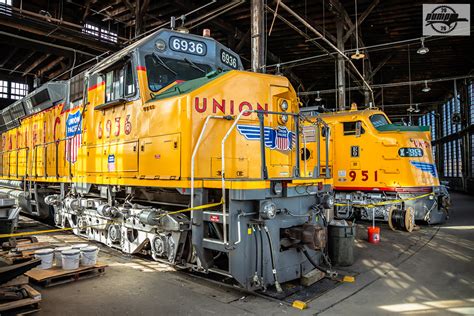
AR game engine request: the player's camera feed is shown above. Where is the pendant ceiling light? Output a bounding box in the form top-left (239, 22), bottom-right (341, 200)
top-left (315, 91), bottom-right (322, 102)
top-left (417, 37), bottom-right (429, 55)
top-left (351, 0), bottom-right (365, 60)
top-left (422, 80), bottom-right (431, 92)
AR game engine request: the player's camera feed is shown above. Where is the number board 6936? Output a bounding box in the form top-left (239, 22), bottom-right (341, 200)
top-left (169, 36), bottom-right (207, 56)
top-left (220, 49), bottom-right (238, 69)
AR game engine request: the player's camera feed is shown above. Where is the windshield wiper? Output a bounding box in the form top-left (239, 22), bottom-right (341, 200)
top-left (184, 58), bottom-right (206, 74)
top-left (153, 53), bottom-right (177, 75)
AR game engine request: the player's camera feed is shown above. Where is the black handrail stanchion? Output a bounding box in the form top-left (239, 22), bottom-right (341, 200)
top-left (258, 111), bottom-right (268, 180)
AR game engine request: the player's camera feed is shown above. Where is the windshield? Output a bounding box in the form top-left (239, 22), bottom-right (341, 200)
top-left (370, 114), bottom-right (390, 128)
top-left (145, 55), bottom-right (212, 92)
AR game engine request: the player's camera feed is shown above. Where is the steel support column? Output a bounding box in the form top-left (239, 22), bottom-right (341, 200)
top-left (251, 0), bottom-right (265, 73)
top-left (336, 21), bottom-right (346, 110)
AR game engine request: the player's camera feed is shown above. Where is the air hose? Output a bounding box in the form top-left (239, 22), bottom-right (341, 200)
top-left (301, 246), bottom-right (338, 279)
top-left (252, 225), bottom-right (260, 285)
top-left (263, 226), bottom-right (283, 293)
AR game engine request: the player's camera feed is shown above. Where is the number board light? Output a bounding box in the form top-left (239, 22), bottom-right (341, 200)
top-left (169, 36), bottom-right (207, 56)
top-left (398, 147), bottom-right (423, 157)
top-left (220, 49), bottom-right (239, 69)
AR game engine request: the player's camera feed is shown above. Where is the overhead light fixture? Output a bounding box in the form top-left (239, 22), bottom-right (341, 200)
top-left (315, 91), bottom-right (322, 102)
top-left (422, 80), bottom-right (431, 92)
top-left (351, 50), bottom-right (366, 60)
top-left (351, 0), bottom-right (365, 60)
top-left (407, 105), bottom-right (415, 113)
top-left (417, 37), bottom-right (429, 55)
top-left (414, 104), bottom-right (420, 113)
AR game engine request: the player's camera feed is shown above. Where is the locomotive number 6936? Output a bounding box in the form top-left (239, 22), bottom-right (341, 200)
top-left (169, 36), bottom-right (207, 56)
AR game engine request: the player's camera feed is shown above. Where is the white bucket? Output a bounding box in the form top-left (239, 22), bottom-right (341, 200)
top-left (54, 246), bottom-right (72, 267)
top-left (80, 246), bottom-right (99, 266)
top-left (71, 243), bottom-right (89, 250)
top-left (61, 249), bottom-right (80, 270)
top-left (34, 248), bottom-right (54, 269)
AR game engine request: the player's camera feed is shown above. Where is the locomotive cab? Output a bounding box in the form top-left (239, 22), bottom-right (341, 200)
top-left (301, 106), bottom-right (449, 226)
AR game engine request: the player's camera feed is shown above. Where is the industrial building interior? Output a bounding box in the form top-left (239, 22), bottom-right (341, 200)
top-left (0, 0), bottom-right (472, 315)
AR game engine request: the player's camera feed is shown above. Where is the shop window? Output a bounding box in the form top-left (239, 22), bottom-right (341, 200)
top-left (0, 80), bottom-right (8, 98)
top-left (83, 23), bottom-right (118, 43)
top-left (10, 82), bottom-right (28, 100)
top-left (0, 0), bottom-right (12, 16)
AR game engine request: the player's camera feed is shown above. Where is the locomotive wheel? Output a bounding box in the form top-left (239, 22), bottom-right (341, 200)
top-left (404, 207), bottom-right (415, 232)
top-left (388, 206), bottom-right (397, 231)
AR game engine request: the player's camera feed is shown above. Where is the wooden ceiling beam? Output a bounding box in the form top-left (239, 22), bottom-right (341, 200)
top-left (9, 52), bottom-right (35, 74)
top-left (343, 0), bottom-right (380, 43)
top-left (22, 53), bottom-right (51, 76)
top-left (0, 47), bottom-right (18, 67)
top-left (38, 56), bottom-right (65, 76)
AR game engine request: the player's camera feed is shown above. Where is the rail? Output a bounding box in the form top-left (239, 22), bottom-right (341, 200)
top-left (190, 115), bottom-right (231, 213)
top-left (0, 136), bottom-right (74, 180)
top-left (300, 114), bottom-right (331, 178)
top-left (220, 109), bottom-right (303, 245)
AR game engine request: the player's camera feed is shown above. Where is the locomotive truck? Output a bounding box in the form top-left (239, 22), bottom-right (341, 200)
top-left (0, 28), bottom-right (334, 291)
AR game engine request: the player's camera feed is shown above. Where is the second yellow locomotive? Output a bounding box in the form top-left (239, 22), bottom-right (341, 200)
top-left (300, 106), bottom-right (449, 228)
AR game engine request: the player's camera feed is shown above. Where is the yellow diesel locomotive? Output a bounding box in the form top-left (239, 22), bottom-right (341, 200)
top-left (300, 106), bottom-right (449, 229)
top-left (0, 29), bottom-right (334, 291)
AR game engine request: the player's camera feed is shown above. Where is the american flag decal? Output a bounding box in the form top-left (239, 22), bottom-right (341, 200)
top-left (237, 124), bottom-right (295, 151)
top-left (65, 110), bottom-right (82, 163)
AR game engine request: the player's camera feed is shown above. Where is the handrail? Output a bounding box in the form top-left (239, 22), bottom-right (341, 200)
top-left (221, 109), bottom-right (253, 244)
top-left (190, 115), bottom-right (230, 213)
top-left (220, 109), bottom-right (302, 245)
top-left (0, 136), bottom-right (71, 180)
top-left (300, 114), bottom-right (331, 179)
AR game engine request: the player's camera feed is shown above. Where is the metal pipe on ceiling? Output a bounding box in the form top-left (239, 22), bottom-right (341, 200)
top-left (10, 6), bottom-right (128, 42)
top-left (127, 0), bottom-right (219, 43)
top-left (0, 31), bottom-right (96, 57)
top-left (298, 75), bottom-right (474, 96)
top-left (276, 1), bottom-right (374, 105)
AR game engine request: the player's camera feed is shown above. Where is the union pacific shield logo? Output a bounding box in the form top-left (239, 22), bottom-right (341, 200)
top-left (410, 161), bottom-right (438, 178)
top-left (66, 110), bottom-right (82, 163)
top-left (237, 125), bottom-right (295, 151)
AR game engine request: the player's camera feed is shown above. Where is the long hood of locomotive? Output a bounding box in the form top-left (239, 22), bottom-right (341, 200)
top-left (0, 69), bottom-right (332, 190)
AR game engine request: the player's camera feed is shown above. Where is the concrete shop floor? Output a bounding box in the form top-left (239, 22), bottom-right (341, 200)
top-left (26, 192), bottom-right (474, 315)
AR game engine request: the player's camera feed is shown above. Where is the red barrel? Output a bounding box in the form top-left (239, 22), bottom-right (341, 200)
top-left (367, 226), bottom-right (380, 244)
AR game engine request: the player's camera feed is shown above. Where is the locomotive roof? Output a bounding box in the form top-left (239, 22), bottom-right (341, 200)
top-left (87, 28), bottom-right (243, 75)
top-left (300, 106), bottom-right (384, 119)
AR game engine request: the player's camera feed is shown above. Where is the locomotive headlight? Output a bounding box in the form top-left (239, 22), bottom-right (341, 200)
top-left (280, 99), bottom-right (289, 111)
top-left (279, 114), bottom-right (288, 124)
top-left (155, 39), bottom-right (166, 51)
top-left (260, 201), bottom-right (277, 219)
top-left (273, 182), bottom-right (283, 194)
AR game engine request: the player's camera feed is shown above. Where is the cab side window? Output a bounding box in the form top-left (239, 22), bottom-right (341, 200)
top-left (343, 121), bottom-right (365, 136)
top-left (104, 61), bottom-right (136, 103)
